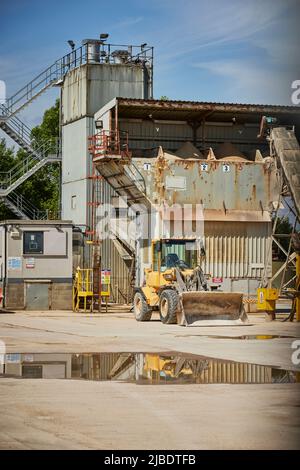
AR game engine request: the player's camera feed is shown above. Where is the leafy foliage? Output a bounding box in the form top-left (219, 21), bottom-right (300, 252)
top-left (273, 215), bottom-right (294, 260)
top-left (0, 99), bottom-right (60, 220)
top-left (0, 139), bottom-right (16, 219)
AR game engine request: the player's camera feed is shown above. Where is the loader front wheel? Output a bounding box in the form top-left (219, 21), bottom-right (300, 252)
top-left (133, 291), bottom-right (152, 321)
top-left (159, 289), bottom-right (178, 324)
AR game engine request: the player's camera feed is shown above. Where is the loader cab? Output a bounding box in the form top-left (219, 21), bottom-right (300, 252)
top-left (152, 239), bottom-right (198, 273)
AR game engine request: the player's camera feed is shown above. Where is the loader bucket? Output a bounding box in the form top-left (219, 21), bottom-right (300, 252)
top-left (177, 291), bottom-right (248, 326)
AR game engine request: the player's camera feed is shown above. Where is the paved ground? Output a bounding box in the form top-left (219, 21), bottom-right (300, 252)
top-left (0, 308), bottom-right (300, 449)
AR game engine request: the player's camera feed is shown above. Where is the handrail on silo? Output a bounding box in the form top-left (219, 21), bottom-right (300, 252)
top-left (1, 42), bottom-right (153, 117)
top-left (88, 130), bottom-right (131, 160)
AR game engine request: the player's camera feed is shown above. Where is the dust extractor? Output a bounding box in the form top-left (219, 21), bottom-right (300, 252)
top-left (133, 239), bottom-right (247, 326)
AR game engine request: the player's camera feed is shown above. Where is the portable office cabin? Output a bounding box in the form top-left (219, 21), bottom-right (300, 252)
top-left (0, 220), bottom-right (73, 310)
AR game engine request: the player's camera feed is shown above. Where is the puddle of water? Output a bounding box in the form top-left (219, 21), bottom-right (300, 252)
top-left (175, 334), bottom-right (297, 340)
top-left (1, 352), bottom-right (299, 384)
top-left (209, 335), bottom-right (296, 340)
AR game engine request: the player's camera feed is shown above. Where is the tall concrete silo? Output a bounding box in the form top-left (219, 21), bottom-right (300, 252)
top-left (61, 39), bottom-right (153, 227)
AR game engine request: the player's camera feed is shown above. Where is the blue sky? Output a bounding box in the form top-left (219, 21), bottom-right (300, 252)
top-left (0, 0), bottom-right (299, 129)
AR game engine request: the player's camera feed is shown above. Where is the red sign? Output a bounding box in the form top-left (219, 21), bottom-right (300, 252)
top-left (212, 277), bottom-right (223, 283)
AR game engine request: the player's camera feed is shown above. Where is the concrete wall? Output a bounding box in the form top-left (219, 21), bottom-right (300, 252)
top-left (61, 63), bottom-right (147, 227)
top-left (61, 117), bottom-right (93, 225)
top-left (61, 64), bottom-right (146, 125)
top-left (5, 282), bottom-right (72, 310)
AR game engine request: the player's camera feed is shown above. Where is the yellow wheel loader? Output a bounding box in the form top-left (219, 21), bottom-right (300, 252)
top-left (133, 239), bottom-right (248, 326)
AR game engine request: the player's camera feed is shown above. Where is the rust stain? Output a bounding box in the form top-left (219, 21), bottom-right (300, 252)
top-left (154, 151), bottom-right (168, 202)
top-left (144, 154), bottom-right (278, 213)
top-left (252, 184), bottom-right (257, 202)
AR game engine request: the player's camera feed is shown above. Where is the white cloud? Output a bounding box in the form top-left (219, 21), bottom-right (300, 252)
top-left (154, 0), bottom-right (300, 104)
top-left (194, 59), bottom-right (294, 105)
top-left (157, 0), bottom-right (290, 62)
top-left (110, 16), bottom-right (144, 29)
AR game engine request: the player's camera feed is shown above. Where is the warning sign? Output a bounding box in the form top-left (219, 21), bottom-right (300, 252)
top-left (26, 258), bottom-right (35, 269)
top-left (101, 269), bottom-right (111, 297)
top-left (7, 257), bottom-right (21, 271)
top-left (101, 269), bottom-right (111, 285)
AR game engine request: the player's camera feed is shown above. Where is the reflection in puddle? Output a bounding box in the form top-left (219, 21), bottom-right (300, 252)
top-left (1, 352), bottom-right (299, 384)
top-left (208, 335), bottom-right (296, 340)
top-left (174, 334), bottom-right (297, 340)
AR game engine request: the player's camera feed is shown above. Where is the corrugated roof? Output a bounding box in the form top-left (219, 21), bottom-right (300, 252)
top-left (116, 97), bottom-right (300, 127)
top-left (117, 97), bottom-right (300, 112)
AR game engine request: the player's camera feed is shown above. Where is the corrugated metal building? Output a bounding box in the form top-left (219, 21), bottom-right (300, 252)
top-left (58, 40), bottom-right (300, 306)
top-left (92, 98), bottom-right (300, 306)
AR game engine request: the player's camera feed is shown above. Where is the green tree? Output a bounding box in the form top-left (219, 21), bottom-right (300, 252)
top-left (0, 139), bottom-right (17, 219)
top-left (31, 98), bottom-right (60, 145)
top-left (0, 99), bottom-right (60, 220)
top-left (273, 215), bottom-right (294, 260)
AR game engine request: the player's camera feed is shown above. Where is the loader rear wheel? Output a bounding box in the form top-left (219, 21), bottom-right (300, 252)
top-left (133, 291), bottom-right (152, 322)
top-left (159, 290), bottom-right (179, 324)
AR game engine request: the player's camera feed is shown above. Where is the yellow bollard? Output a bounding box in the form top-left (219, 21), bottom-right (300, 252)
top-left (257, 288), bottom-right (278, 321)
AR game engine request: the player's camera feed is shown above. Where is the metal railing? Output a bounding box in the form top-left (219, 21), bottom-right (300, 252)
top-left (1, 42), bottom-right (153, 116)
top-left (88, 130), bottom-right (146, 196)
top-left (4, 190), bottom-right (45, 219)
top-left (88, 130), bottom-right (131, 159)
top-left (124, 163), bottom-right (146, 195)
top-left (0, 138), bottom-right (61, 193)
top-left (0, 104), bottom-right (33, 148)
top-left (3, 190), bottom-right (61, 220)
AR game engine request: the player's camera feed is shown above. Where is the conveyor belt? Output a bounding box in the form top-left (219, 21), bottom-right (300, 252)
top-left (271, 127), bottom-right (300, 218)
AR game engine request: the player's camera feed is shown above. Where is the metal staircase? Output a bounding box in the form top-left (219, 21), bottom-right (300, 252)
top-left (0, 46), bottom-right (80, 217)
top-left (0, 139), bottom-right (61, 197)
top-left (0, 42), bottom-right (153, 117)
top-left (89, 131), bottom-right (149, 208)
top-left (0, 104), bottom-right (61, 218)
top-left (0, 105), bottom-right (33, 153)
top-left (0, 46), bottom-right (87, 117)
top-left (1, 190), bottom-right (48, 220)
top-left (0, 41), bottom-right (154, 219)
top-left (1, 189), bottom-right (60, 220)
